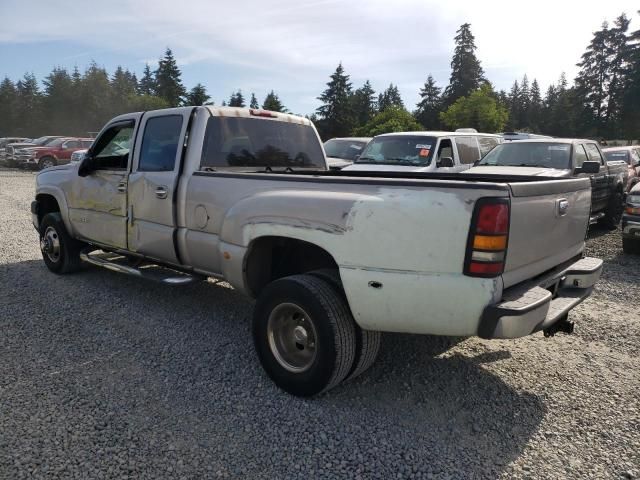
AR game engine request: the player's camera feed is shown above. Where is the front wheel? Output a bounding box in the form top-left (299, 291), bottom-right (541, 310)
top-left (39, 212), bottom-right (84, 274)
top-left (38, 156), bottom-right (57, 170)
top-left (623, 237), bottom-right (640, 254)
top-left (253, 274), bottom-right (357, 397)
top-left (601, 190), bottom-right (623, 229)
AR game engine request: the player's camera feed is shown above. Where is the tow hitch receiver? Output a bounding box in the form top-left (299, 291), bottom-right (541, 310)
top-left (543, 315), bottom-right (575, 337)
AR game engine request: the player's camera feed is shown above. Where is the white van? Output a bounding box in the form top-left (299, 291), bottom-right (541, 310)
top-left (342, 129), bottom-right (503, 173)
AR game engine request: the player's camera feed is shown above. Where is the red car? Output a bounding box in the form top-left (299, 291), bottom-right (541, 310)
top-left (20, 137), bottom-right (94, 170)
top-left (603, 146), bottom-right (640, 192)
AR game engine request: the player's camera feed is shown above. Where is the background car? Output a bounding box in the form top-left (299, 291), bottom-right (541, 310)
top-left (323, 137), bottom-right (371, 169)
top-left (20, 137), bottom-right (94, 170)
top-left (501, 132), bottom-right (553, 141)
top-left (622, 183), bottom-right (640, 254)
top-left (0, 137), bottom-right (31, 166)
top-left (69, 149), bottom-right (88, 164)
top-left (603, 146), bottom-right (640, 192)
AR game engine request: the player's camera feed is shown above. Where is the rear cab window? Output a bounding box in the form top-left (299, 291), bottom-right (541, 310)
top-left (478, 136), bottom-right (500, 157)
top-left (584, 143), bottom-right (605, 165)
top-left (200, 117), bottom-right (325, 170)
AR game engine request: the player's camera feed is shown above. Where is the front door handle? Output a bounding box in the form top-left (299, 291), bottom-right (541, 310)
top-left (155, 186), bottom-right (168, 199)
top-left (117, 182), bottom-right (127, 193)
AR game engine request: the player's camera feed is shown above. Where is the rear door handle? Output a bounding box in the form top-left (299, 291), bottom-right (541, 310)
top-left (117, 182), bottom-right (127, 193)
top-left (155, 186), bottom-right (168, 199)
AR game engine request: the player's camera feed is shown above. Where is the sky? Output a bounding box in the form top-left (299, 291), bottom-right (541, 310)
top-left (0, 0), bottom-right (638, 115)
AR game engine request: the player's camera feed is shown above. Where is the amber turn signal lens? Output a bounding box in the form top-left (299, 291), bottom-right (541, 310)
top-left (473, 235), bottom-right (507, 251)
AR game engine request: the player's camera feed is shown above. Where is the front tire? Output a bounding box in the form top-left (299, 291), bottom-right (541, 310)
top-left (253, 274), bottom-right (356, 397)
top-left (38, 156), bottom-right (57, 171)
top-left (602, 190), bottom-right (623, 229)
top-left (39, 212), bottom-right (84, 274)
top-left (623, 237), bottom-right (640, 254)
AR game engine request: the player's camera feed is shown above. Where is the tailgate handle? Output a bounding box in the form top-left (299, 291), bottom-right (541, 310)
top-left (556, 198), bottom-right (569, 217)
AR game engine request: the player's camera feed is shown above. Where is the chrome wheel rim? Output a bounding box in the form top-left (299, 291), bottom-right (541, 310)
top-left (40, 226), bottom-right (61, 263)
top-left (267, 303), bottom-right (317, 373)
top-left (41, 159), bottom-right (54, 169)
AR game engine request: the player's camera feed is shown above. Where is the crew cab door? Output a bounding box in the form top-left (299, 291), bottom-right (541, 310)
top-left (127, 108), bottom-right (192, 264)
top-left (68, 121), bottom-right (135, 249)
top-left (582, 143), bottom-right (609, 213)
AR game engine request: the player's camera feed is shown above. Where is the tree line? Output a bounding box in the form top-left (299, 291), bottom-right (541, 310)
top-left (313, 11), bottom-right (640, 140)
top-left (0, 48), bottom-right (289, 137)
top-left (1, 10), bottom-right (639, 141)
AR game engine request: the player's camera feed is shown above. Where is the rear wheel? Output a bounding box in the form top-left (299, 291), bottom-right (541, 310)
top-left (38, 156), bottom-right (56, 171)
top-left (602, 190), bottom-right (623, 229)
top-left (39, 212), bottom-right (84, 274)
top-left (309, 269), bottom-right (381, 381)
top-left (253, 274), bottom-right (356, 397)
top-left (622, 237), bottom-right (640, 254)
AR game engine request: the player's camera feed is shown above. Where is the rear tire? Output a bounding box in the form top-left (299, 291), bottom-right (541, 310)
top-left (623, 237), bottom-right (640, 254)
top-left (39, 212), bottom-right (84, 274)
top-left (38, 156), bottom-right (57, 171)
top-left (253, 274), bottom-right (356, 397)
top-left (310, 269), bottom-right (381, 381)
top-left (602, 190), bottom-right (623, 229)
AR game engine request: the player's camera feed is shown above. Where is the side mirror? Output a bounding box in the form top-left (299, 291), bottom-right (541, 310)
top-left (78, 155), bottom-right (95, 177)
top-left (438, 157), bottom-right (454, 168)
top-left (576, 161), bottom-right (600, 174)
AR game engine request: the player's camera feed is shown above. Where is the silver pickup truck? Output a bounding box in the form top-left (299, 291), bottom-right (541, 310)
top-left (32, 106), bottom-right (603, 396)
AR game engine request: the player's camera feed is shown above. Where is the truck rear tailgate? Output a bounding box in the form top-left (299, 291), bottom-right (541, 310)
top-left (502, 178), bottom-right (592, 288)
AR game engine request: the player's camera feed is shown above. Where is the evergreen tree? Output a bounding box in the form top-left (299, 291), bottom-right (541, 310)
top-left (228, 90), bottom-right (245, 107)
top-left (351, 80), bottom-right (377, 126)
top-left (110, 66), bottom-right (138, 115)
top-left (262, 90), bottom-right (287, 112)
top-left (0, 78), bottom-right (18, 136)
top-left (528, 79), bottom-right (543, 132)
top-left (506, 80), bottom-right (520, 130)
top-left (604, 13), bottom-right (631, 138)
top-left (378, 84), bottom-right (404, 111)
top-left (621, 10), bottom-right (640, 140)
top-left (41, 68), bottom-right (75, 134)
top-left (315, 62), bottom-right (354, 139)
top-left (443, 23), bottom-right (485, 107)
top-left (155, 48), bottom-right (186, 107)
top-left (518, 74), bottom-right (530, 128)
top-left (249, 92), bottom-right (259, 109)
top-left (354, 106), bottom-right (422, 137)
top-left (80, 62), bottom-right (113, 133)
top-left (138, 63), bottom-right (156, 96)
top-left (185, 83), bottom-right (211, 106)
top-left (414, 75), bottom-right (442, 129)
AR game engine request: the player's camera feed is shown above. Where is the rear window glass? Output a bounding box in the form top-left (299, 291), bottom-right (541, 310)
top-left (604, 151), bottom-right (629, 163)
top-left (478, 137), bottom-right (500, 157)
top-left (200, 117), bottom-right (324, 170)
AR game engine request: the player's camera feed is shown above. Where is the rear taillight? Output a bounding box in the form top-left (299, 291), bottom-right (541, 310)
top-left (625, 206), bottom-right (640, 215)
top-left (464, 198), bottom-right (510, 278)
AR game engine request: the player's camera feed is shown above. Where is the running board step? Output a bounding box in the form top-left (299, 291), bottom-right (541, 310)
top-left (80, 251), bottom-right (199, 285)
top-left (589, 212), bottom-right (605, 225)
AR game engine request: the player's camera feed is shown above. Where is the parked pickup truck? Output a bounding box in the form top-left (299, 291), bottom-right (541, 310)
top-left (32, 107), bottom-right (603, 396)
top-left (465, 138), bottom-right (628, 228)
top-left (20, 137), bottom-right (94, 170)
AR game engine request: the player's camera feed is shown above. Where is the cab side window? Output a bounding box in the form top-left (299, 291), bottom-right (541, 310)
top-left (64, 140), bottom-right (80, 149)
top-left (454, 136), bottom-right (481, 164)
top-left (584, 143), bottom-right (604, 165)
top-left (92, 122), bottom-right (134, 170)
top-left (139, 115), bottom-right (183, 172)
top-left (574, 144), bottom-right (588, 168)
top-left (436, 139), bottom-right (454, 167)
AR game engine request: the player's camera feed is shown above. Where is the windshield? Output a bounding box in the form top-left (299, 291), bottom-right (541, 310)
top-left (201, 117), bottom-right (325, 170)
top-left (604, 150), bottom-right (629, 164)
top-left (324, 139), bottom-right (367, 160)
top-left (477, 142), bottom-right (572, 169)
top-left (45, 138), bottom-right (66, 148)
top-left (355, 136), bottom-right (436, 166)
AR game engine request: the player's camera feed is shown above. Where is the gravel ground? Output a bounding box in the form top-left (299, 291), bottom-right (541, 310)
top-left (0, 169), bottom-right (638, 479)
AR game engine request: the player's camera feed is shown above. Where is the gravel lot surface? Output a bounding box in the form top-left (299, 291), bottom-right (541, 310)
top-left (0, 169), bottom-right (638, 479)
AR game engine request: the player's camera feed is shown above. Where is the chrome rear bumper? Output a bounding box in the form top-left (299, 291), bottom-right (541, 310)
top-left (479, 257), bottom-right (603, 339)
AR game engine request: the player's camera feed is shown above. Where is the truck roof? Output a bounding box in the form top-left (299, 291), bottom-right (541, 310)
top-left (506, 138), bottom-right (599, 145)
top-left (375, 131), bottom-right (502, 138)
